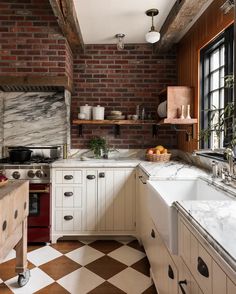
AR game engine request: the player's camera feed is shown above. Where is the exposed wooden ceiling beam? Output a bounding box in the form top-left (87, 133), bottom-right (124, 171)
top-left (49, 0), bottom-right (84, 53)
top-left (156, 0), bottom-right (211, 52)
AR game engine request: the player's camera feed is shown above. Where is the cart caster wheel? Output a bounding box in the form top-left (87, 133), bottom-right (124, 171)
top-left (18, 269), bottom-right (30, 287)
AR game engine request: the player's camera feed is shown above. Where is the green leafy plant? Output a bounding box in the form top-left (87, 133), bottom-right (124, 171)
top-left (88, 136), bottom-right (108, 158)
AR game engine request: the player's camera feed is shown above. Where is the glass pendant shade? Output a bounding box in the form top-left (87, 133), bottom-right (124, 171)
top-left (145, 30), bottom-right (160, 43)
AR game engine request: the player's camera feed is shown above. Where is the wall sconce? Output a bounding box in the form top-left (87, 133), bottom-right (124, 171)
top-left (145, 9), bottom-right (160, 44)
top-left (115, 33), bottom-right (125, 50)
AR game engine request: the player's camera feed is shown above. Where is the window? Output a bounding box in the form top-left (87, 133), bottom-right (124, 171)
top-left (200, 24), bottom-right (234, 149)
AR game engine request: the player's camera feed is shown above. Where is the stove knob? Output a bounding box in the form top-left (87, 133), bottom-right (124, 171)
top-left (35, 170), bottom-right (44, 178)
top-left (28, 170), bottom-right (35, 178)
top-left (12, 171), bottom-right (20, 179)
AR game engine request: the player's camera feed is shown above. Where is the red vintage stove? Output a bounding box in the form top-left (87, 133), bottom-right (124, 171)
top-left (0, 146), bottom-right (60, 243)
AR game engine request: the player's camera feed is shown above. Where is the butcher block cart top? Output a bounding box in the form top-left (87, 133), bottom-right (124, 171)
top-left (0, 180), bottom-right (30, 287)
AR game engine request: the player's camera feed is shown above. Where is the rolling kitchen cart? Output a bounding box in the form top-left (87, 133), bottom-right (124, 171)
top-left (0, 180), bottom-right (30, 287)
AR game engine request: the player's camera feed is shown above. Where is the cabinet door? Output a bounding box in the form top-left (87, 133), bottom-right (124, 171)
top-left (85, 170), bottom-right (97, 231)
top-left (227, 278), bottom-right (236, 294)
top-left (97, 169), bottom-right (136, 231)
top-left (212, 260), bottom-right (227, 294)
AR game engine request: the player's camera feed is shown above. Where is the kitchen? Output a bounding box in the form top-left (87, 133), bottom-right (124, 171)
top-left (0, 0), bottom-right (235, 293)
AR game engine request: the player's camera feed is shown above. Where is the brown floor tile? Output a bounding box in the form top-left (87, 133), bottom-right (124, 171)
top-left (39, 255), bottom-right (81, 280)
top-left (142, 284), bottom-right (158, 294)
top-left (51, 240), bottom-right (85, 254)
top-left (88, 281), bottom-right (126, 294)
top-left (0, 283), bottom-right (13, 294)
top-left (35, 282), bottom-right (70, 294)
top-left (127, 240), bottom-right (145, 252)
top-left (131, 257), bottom-right (151, 277)
top-left (88, 240), bottom-right (123, 254)
top-left (0, 259), bottom-right (35, 281)
top-left (85, 255), bottom-right (127, 280)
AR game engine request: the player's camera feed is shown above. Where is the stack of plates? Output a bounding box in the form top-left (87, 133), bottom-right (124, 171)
top-left (107, 111), bottom-right (125, 120)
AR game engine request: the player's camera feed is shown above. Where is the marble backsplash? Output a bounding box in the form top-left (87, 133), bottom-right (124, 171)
top-left (0, 90), bottom-right (70, 155)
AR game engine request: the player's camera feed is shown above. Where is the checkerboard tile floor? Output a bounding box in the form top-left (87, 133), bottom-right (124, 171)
top-left (0, 239), bottom-right (158, 294)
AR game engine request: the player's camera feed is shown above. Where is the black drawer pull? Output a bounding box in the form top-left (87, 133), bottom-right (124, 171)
top-left (197, 257), bottom-right (209, 278)
top-left (14, 210), bottom-right (18, 219)
top-left (64, 175), bottom-right (73, 180)
top-left (64, 215), bottom-right (73, 221)
top-left (178, 280), bottom-right (187, 294)
top-left (2, 220), bottom-right (7, 231)
top-left (168, 265), bottom-right (174, 279)
top-left (151, 229), bottom-right (155, 238)
top-left (139, 175), bottom-right (147, 184)
top-left (99, 172), bottom-right (105, 178)
top-left (24, 201), bottom-right (27, 210)
top-left (64, 192), bottom-right (73, 197)
top-left (87, 175), bottom-right (95, 180)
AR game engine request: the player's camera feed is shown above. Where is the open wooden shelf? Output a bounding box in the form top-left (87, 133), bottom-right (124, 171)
top-left (159, 118), bottom-right (198, 124)
top-left (72, 119), bottom-right (157, 125)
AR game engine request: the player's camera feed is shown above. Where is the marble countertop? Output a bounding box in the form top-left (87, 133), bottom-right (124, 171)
top-left (175, 200), bottom-right (236, 271)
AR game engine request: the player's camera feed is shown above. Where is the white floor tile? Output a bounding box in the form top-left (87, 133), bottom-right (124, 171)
top-left (2, 249), bottom-right (16, 263)
top-left (5, 268), bottom-right (54, 294)
top-left (108, 267), bottom-right (152, 294)
top-left (66, 245), bottom-right (104, 266)
top-left (27, 246), bottom-right (62, 266)
top-left (58, 267), bottom-right (104, 294)
top-left (108, 245), bottom-right (145, 266)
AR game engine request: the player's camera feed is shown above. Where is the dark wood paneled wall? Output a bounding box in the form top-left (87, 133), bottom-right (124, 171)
top-left (177, 0), bottom-right (234, 152)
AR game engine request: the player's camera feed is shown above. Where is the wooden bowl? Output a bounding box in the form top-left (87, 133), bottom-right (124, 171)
top-left (0, 179), bottom-right (8, 187)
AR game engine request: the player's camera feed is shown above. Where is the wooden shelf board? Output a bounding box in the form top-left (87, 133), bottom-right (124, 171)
top-left (72, 119), bottom-right (157, 125)
top-left (160, 118), bottom-right (198, 124)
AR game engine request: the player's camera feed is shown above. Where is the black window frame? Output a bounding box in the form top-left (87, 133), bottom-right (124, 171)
top-left (200, 24), bottom-right (234, 149)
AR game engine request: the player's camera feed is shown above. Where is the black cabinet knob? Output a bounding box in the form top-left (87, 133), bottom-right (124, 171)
top-left (151, 229), bottom-right (155, 238)
top-left (64, 192), bottom-right (73, 197)
top-left (2, 220), bottom-right (7, 231)
top-left (197, 256), bottom-right (209, 278)
top-left (64, 175), bottom-right (73, 180)
top-left (64, 215), bottom-right (73, 221)
top-left (99, 172), bottom-right (105, 178)
top-left (178, 280), bottom-right (187, 294)
top-left (87, 175), bottom-right (96, 180)
top-left (168, 265), bottom-right (174, 280)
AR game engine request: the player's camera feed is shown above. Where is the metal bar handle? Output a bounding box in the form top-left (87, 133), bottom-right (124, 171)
top-left (178, 280), bottom-right (187, 294)
top-left (64, 175), bottom-right (73, 180)
top-left (64, 192), bottom-right (73, 197)
top-left (139, 175), bottom-right (147, 184)
top-left (29, 189), bottom-right (49, 193)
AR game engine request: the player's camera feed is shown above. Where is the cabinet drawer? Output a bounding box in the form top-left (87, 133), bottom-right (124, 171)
top-left (55, 186), bottom-right (82, 208)
top-left (55, 210), bottom-right (82, 231)
top-left (55, 170), bottom-right (82, 184)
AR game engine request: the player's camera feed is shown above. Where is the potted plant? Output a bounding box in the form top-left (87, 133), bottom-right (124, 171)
top-left (88, 136), bottom-right (108, 159)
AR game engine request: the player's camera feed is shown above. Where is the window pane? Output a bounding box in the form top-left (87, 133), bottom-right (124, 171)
top-left (220, 46), bottom-right (225, 67)
top-left (210, 71), bottom-right (219, 91)
top-left (220, 68), bottom-right (225, 87)
top-left (210, 49), bottom-right (220, 71)
top-left (211, 91), bottom-right (219, 109)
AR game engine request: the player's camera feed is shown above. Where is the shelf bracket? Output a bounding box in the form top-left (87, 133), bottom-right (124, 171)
top-left (78, 125), bottom-right (83, 137)
top-left (152, 124), bottom-right (159, 138)
top-left (114, 125), bottom-right (120, 137)
top-left (171, 124), bottom-right (195, 142)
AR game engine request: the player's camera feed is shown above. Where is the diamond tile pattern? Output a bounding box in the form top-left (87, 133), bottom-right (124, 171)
top-left (0, 239), bottom-right (157, 293)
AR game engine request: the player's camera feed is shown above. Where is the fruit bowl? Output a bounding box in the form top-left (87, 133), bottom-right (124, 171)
top-left (145, 153), bottom-right (171, 162)
top-left (0, 179), bottom-right (8, 187)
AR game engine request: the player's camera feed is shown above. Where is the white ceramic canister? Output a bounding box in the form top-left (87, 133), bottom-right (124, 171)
top-left (80, 104), bottom-right (92, 120)
top-left (92, 105), bottom-right (105, 120)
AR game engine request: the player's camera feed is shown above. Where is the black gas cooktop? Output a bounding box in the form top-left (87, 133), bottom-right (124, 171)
top-left (0, 156), bottom-right (58, 165)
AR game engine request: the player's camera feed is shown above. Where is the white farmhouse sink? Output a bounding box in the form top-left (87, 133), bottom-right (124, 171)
top-left (147, 178), bottom-right (234, 254)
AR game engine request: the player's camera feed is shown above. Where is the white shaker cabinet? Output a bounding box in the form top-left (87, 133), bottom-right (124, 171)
top-left (52, 167), bottom-right (136, 242)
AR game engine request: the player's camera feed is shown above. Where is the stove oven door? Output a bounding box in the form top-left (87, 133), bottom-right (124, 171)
top-left (28, 183), bottom-right (51, 242)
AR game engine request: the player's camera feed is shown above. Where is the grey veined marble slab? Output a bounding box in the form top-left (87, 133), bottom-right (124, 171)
top-left (2, 91), bottom-right (68, 146)
top-left (140, 160), bottom-right (209, 180)
top-left (176, 200), bottom-right (236, 271)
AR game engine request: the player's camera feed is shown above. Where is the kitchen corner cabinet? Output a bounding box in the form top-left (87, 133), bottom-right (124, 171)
top-left (51, 167), bottom-right (136, 243)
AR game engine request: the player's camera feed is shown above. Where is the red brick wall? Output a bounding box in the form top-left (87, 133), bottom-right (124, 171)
top-left (0, 0), bottom-right (73, 81)
top-left (71, 44), bottom-right (177, 149)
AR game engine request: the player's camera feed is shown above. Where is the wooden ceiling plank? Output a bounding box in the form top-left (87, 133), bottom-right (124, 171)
top-left (156, 0), bottom-right (211, 52)
top-left (49, 0), bottom-right (84, 53)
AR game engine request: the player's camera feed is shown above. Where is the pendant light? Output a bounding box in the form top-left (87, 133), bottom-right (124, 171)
top-left (145, 9), bottom-right (160, 44)
top-left (115, 33), bottom-right (125, 50)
